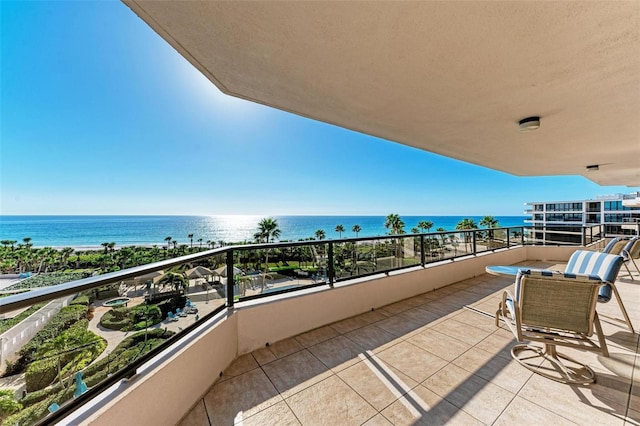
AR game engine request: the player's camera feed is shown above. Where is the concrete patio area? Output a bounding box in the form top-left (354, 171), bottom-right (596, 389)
top-left (179, 261), bottom-right (640, 425)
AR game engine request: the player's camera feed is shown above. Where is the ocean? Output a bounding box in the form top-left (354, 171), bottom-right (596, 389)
top-left (0, 215), bottom-right (528, 249)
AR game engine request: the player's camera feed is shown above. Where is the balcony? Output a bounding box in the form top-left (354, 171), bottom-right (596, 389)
top-left (8, 231), bottom-right (631, 425)
top-left (177, 260), bottom-right (640, 425)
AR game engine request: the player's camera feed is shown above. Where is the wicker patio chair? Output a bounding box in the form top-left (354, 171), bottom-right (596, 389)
top-left (603, 236), bottom-right (639, 279)
top-left (496, 269), bottom-right (609, 384)
top-left (564, 250), bottom-right (630, 332)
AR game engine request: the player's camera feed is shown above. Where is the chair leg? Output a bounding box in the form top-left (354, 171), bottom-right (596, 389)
top-left (607, 283), bottom-right (635, 333)
top-left (593, 312), bottom-right (609, 357)
top-left (630, 257), bottom-right (640, 278)
top-left (511, 343), bottom-right (596, 384)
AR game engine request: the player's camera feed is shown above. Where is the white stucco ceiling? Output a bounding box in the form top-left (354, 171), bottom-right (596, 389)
top-left (124, 1), bottom-right (640, 187)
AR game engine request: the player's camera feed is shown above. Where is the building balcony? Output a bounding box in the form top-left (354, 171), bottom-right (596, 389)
top-left (49, 242), bottom-right (638, 426)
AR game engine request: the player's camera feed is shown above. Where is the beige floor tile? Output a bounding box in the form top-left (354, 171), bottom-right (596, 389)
top-left (361, 414), bottom-right (393, 425)
top-left (178, 400), bottom-right (209, 426)
top-left (519, 372), bottom-right (627, 425)
top-left (373, 314), bottom-right (423, 338)
top-left (380, 300), bottom-right (415, 315)
top-left (407, 329), bottom-right (471, 362)
top-left (430, 318), bottom-right (490, 346)
top-left (627, 407), bottom-right (640, 425)
top-left (337, 354), bottom-right (417, 411)
top-left (452, 308), bottom-right (498, 332)
top-left (380, 383), bottom-right (484, 426)
top-left (417, 304), bottom-right (461, 321)
top-left (630, 380), bottom-right (640, 412)
top-left (295, 325), bottom-right (340, 347)
top-left (345, 323), bottom-right (400, 353)
top-left (452, 347), bottom-right (533, 394)
top-left (307, 335), bottom-right (365, 372)
top-left (398, 306), bottom-right (443, 328)
top-left (285, 375), bottom-right (377, 425)
top-left (494, 396), bottom-right (578, 425)
top-left (269, 337), bottom-right (304, 359)
top-left (475, 332), bottom-right (515, 360)
top-left (221, 353), bottom-right (259, 379)
top-left (242, 401), bottom-right (301, 426)
top-left (261, 349), bottom-right (332, 399)
top-left (252, 346), bottom-right (277, 366)
top-left (329, 315), bottom-right (370, 334)
top-left (422, 363), bottom-right (515, 424)
top-left (376, 341), bottom-right (448, 383)
top-left (204, 368), bottom-right (283, 425)
top-left (357, 308), bottom-right (392, 324)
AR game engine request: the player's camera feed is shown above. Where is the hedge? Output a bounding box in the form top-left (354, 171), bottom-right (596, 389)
top-left (99, 305), bottom-right (162, 331)
top-left (6, 304), bottom-right (88, 376)
top-left (24, 358), bottom-right (58, 393)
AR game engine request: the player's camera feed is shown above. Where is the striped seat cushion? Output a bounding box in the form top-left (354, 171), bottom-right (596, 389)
top-left (565, 250), bottom-right (624, 284)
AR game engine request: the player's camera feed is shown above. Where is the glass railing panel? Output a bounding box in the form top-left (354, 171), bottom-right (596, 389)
top-left (234, 243), bottom-right (329, 300)
top-left (0, 249), bottom-right (229, 426)
top-left (0, 224), bottom-right (606, 424)
top-left (333, 239), bottom-right (381, 279)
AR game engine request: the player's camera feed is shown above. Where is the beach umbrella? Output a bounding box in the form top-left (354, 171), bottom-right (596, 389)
top-left (124, 270), bottom-right (165, 292)
top-left (185, 266), bottom-right (214, 279)
top-left (133, 270), bottom-right (165, 284)
top-left (213, 265), bottom-right (242, 277)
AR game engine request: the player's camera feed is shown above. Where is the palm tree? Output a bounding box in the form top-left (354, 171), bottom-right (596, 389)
top-left (197, 238), bottom-right (203, 249)
top-left (254, 218), bottom-right (282, 290)
top-left (352, 224), bottom-right (361, 238)
top-left (164, 236), bottom-right (172, 250)
top-left (315, 229), bottom-right (326, 240)
top-left (384, 214), bottom-right (405, 235)
top-left (101, 242), bottom-right (109, 254)
top-left (188, 233), bottom-right (194, 248)
top-left (417, 220), bottom-right (434, 234)
top-left (455, 218), bottom-right (478, 253)
top-left (479, 216), bottom-right (499, 247)
top-left (411, 227), bottom-right (419, 233)
top-left (435, 227), bottom-right (447, 257)
top-left (385, 214), bottom-right (405, 267)
top-left (22, 237), bottom-right (32, 251)
top-left (335, 224), bottom-right (345, 239)
top-left (417, 220), bottom-right (435, 257)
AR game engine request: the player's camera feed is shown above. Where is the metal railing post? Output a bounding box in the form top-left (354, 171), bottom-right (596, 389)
top-left (506, 229), bottom-right (510, 248)
top-left (581, 227), bottom-right (586, 247)
top-left (327, 242), bottom-right (334, 287)
top-left (226, 249), bottom-right (234, 308)
top-left (420, 235), bottom-right (426, 266)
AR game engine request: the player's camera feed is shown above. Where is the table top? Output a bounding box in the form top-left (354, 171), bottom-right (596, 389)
top-left (485, 265), bottom-right (534, 277)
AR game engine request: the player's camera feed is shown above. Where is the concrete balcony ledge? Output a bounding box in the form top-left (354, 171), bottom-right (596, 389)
top-left (63, 245), bottom-right (602, 425)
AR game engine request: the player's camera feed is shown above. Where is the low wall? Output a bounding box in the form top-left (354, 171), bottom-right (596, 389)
top-left (76, 245), bottom-right (581, 425)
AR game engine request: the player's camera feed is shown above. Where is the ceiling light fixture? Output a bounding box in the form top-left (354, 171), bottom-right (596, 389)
top-left (586, 164), bottom-right (599, 172)
top-left (518, 116), bottom-right (540, 131)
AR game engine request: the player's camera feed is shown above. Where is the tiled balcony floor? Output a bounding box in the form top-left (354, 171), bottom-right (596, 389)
top-left (180, 261), bottom-right (640, 425)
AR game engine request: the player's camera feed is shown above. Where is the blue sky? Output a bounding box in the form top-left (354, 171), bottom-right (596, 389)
top-left (1, 1), bottom-right (636, 217)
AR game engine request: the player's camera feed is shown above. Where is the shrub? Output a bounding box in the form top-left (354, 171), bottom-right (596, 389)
top-left (13, 304), bottom-right (88, 373)
top-left (0, 390), bottom-right (22, 422)
top-left (24, 358), bottom-right (58, 393)
top-left (69, 295), bottom-right (89, 306)
top-left (99, 308), bottom-right (130, 330)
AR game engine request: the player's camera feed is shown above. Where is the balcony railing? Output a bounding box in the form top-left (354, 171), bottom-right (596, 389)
top-left (0, 225), bottom-right (604, 425)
